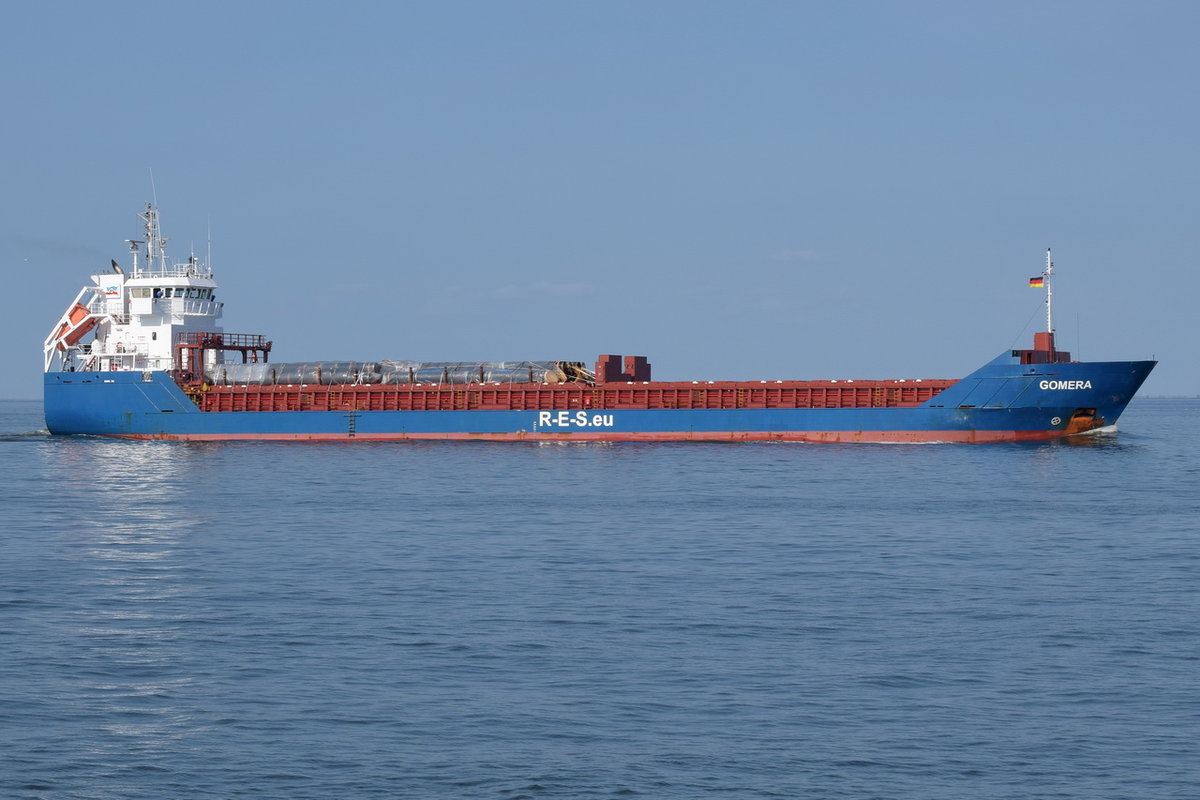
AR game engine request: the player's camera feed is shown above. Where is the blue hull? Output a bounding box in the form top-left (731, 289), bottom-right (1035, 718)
top-left (44, 353), bottom-right (1156, 442)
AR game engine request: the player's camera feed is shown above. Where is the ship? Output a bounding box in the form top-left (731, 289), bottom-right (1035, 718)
top-left (43, 203), bottom-right (1156, 442)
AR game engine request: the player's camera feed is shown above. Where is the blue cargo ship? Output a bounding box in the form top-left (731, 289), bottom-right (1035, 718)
top-left (43, 204), bottom-right (1155, 442)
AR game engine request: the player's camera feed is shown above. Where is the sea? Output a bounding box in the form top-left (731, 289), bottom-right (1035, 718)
top-left (2, 397), bottom-right (1197, 800)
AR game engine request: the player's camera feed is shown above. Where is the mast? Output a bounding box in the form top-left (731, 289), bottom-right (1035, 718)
top-left (138, 203), bottom-right (169, 273)
top-left (1044, 248), bottom-right (1054, 334)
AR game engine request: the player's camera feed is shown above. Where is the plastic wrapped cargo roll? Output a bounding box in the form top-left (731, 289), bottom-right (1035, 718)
top-left (356, 362), bottom-right (383, 384)
top-left (316, 362), bottom-right (354, 385)
top-left (272, 363), bottom-right (321, 384)
top-left (213, 362), bottom-right (275, 385)
top-left (378, 359), bottom-right (581, 384)
top-left (379, 360), bottom-right (420, 384)
top-left (260, 361), bottom-right (382, 385)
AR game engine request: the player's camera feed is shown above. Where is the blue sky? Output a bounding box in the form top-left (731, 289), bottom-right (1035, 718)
top-left (4, 0), bottom-right (1196, 398)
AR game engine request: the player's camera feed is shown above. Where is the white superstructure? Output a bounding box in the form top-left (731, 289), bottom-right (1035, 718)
top-left (44, 203), bottom-right (224, 372)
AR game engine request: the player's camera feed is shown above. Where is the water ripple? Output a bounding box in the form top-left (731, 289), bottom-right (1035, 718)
top-left (1, 399), bottom-right (1197, 798)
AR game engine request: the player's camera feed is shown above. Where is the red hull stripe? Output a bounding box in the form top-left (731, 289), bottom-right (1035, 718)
top-left (114, 429), bottom-right (1071, 443)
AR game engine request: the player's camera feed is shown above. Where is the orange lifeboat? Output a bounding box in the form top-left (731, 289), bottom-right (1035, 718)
top-left (54, 303), bottom-right (98, 350)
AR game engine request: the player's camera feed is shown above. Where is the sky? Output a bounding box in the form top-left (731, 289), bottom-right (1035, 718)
top-left (3, 0), bottom-right (1196, 399)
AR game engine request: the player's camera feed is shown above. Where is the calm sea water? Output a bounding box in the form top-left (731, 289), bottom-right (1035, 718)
top-left (2, 398), bottom-right (1197, 799)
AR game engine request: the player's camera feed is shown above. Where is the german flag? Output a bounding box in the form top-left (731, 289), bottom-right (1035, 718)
top-left (1029, 276), bottom-right (1045, 288)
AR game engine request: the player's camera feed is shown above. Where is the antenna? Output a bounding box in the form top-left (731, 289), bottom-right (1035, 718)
top-left (207, 215), bottom-right (212, 269)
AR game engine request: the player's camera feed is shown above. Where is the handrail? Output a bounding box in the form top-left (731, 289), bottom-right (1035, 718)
top-left (132, 264), bottom-right (214, 279)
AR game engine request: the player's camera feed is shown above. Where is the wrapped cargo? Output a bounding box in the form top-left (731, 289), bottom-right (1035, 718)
top-left (208, 361), bottom-right (383, 385)
top-left (206, 362), bottom-right (276, 385)
top-left (379, 360), bottom-right (421, 384)
top-left (271, 363), bottom-right (321, 384)
top-left (345, 364), bottom-right (381, 386)
top-left (206, 359), bottom-right (587, 386)
top-left (281, 361), bottom-right (381, 385)
top-left (379, 360), bottom-right (583, 385)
